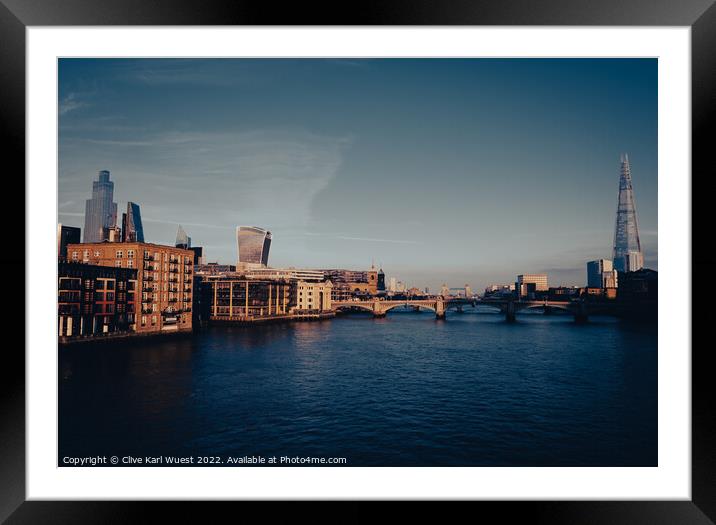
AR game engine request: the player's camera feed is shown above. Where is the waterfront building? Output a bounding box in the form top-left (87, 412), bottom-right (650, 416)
top-left (587, 259), bottom-right (613, 288)
top-left (66, 242), bottom-right (194, 333)
top-left (206, 277), bottom-right (292, 320)
top-left (377, 268), bottom-right (386, 291)
top-left (293, 281), bottom-right (333, 313)
top-left (517, 274), bottom-right (548, 292)
top-left (83, 170), bottom-right (118, 243)
top-left (58, 261), bottom-right (137, 338)
top-left (465, 285), bottom-right (472, 297)
top-left (440, 284), bottom-right (450, 297)
top-left (57, 224), bottom-right (81, 260)
top-left (121, 202), bottom-right (145, 243)
top-left (236, 226), bottom-right (272, 268)
top-left (613, 154), bottom-right (644, 273)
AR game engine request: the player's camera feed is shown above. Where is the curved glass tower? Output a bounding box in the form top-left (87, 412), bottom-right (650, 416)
top-left (236, 226), bottom-right (272, 267)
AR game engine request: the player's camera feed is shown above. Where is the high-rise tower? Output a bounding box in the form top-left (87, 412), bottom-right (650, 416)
top-left (175, 225), bottom-right (191, 249)
top-left (236, 226), bottom-right (272, 268)
top-left (612, 154), bottom-right (644, 273)
top-left (121, 202), bottom-right (145, 243)
top-left (83, 170), bottom-right (118, 243)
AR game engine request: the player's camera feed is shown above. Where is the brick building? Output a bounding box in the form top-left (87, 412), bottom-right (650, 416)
top-left (66, 242), bottom-right (194, 333)
top-left (58, 261), bottom-right (137, 338)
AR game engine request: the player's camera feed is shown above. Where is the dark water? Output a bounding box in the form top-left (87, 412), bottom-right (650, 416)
top-left (59, 310), bottom-right (657, 466)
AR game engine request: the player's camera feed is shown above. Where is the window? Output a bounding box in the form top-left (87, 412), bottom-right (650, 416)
top-left (115, 260), bottom-right (122, 267)
top-left (115, 250), bottom-right (123, 258)
top-left (141, 316), bottom-right (146, 325)
top-left (127, 250), bottom-right (135, 258)
top-left (127, 260), bottom-right (134, 268)
top-left (71, 251), bottom-right (78, 260)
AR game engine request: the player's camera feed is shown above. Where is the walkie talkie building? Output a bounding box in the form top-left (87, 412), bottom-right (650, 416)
top-left (236, 226), bottom-right (272, 268)
top-left (612, 154), bottom-right (644, 273)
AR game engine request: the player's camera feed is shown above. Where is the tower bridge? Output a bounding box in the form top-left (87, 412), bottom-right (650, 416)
top-left (332, 297), bottom-right (609, 323)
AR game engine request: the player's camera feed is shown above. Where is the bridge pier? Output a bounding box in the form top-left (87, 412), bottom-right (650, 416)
top-left (573, 302), bottom-right (588, 323)
top-left (456, 305), bottom-right (464, 314)
top-left (505, 301), bottom-right (516, 323)
top-left (435, 299), bottom-right (446, 320)
top-left (373, 312), bottom-right (386, 319)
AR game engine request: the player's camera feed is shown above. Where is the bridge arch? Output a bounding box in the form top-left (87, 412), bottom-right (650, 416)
top-left (382, 302), bottom-right (437, 314)
top-left (333, 303), bottom-right (375, 314)
top-left (520, 303), bottom-right (572, 313)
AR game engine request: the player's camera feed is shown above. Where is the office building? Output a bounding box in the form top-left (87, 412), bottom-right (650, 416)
top-left (121, 202), bottom-right (145, 243)
top-left (602, 269), bottom-right (619, 289)
top-left (57, 224), bottom-right (81, 260)
top-left (83, 170), bottom-right (118, 243)
top-left (175, 225), bottom-right (191, 249)
top-left (587, 259), bottom-right (613, 288)
top-left (237, 226), bottom-right (272, 268)
top-left (66, 242), bottom-right (194, 333)
top-left (613, 154), bottom-right (644, 272)
top-left (517, 274), bottom-right (548, 292)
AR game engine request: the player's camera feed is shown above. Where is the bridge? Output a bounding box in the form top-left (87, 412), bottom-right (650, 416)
top-left (332, 297), bottom-right (608, 322)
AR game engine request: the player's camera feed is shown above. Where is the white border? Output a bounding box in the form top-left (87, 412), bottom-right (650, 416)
top-left (27, 27), bottom-right (691, 500)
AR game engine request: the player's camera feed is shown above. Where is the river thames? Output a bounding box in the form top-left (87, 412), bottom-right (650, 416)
top-left (59, 309), bottom-right (657, 466)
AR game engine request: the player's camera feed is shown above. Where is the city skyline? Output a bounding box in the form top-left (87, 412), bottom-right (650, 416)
top-left (58, 58), bottom-right (658, 291)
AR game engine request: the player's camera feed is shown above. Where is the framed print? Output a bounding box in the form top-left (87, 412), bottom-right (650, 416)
top-left (4, 0), bottom-right (714, 521)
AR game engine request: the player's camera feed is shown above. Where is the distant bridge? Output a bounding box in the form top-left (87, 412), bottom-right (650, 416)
top-left (332, 297), bottom-right (611, 322)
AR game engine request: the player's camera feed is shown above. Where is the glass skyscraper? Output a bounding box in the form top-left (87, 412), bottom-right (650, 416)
top-left (175, 224), bottom-right (191, 249)
top-left (121, 201), bottom-right (144, 243)
top-left (83, 170), bottom-right (117, 243)
top-left (236, 226), bottom-right (272, 267)
top-left (612, 154), bottom-right (644, 273)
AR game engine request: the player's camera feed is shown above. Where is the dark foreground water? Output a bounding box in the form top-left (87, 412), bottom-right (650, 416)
top-left (59, 310), bottom-right (657, 466)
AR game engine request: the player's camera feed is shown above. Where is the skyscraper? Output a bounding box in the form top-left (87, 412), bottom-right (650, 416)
top-left (175, 225), bottom-right (191, 249)
top-left (57, 224), bottom-right (81, 259)
top-left (587, 259), bottom-right (613, 288)
top-left (236, 226), bottom-right (272, 268)
top-left (83, 170), bottom-right (118, 243)
top-left (121, 202), bottom-right (144, 243)
top-left (613, 154), bottom-right (644, 273)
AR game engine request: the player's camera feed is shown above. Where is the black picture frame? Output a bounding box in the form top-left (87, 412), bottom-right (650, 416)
top-left (4, 0), bottom-right (713, 521)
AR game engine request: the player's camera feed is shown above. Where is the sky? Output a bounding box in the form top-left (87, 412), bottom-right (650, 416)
top-left (58, 58), bottom-right (657, 292)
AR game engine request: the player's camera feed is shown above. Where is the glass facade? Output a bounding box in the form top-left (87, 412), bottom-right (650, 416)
top-left (613, 154), bottom-right (643, 273)
top-left (122, 201), bottom-right (145, 242)
top-left (83, 170), bottom-right (117, 243)
top-left (236, 226), bottom-right (272, 266)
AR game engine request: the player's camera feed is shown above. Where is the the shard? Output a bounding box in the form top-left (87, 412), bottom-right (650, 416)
top-left (612, 154), bottom-right (644, 273)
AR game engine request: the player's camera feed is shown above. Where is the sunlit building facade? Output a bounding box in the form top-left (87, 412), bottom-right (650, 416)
top-left (236, 226), bottom-right (272, 268)
top-left (83, 170), bottom-right (117, 243)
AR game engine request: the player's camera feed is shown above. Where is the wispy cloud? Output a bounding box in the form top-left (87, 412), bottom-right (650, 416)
top-left (59, 92), bottom-right (89, 116)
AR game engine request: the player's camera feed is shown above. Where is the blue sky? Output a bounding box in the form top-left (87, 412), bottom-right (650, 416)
top-left (58, 58), bottom-right (657, 291)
